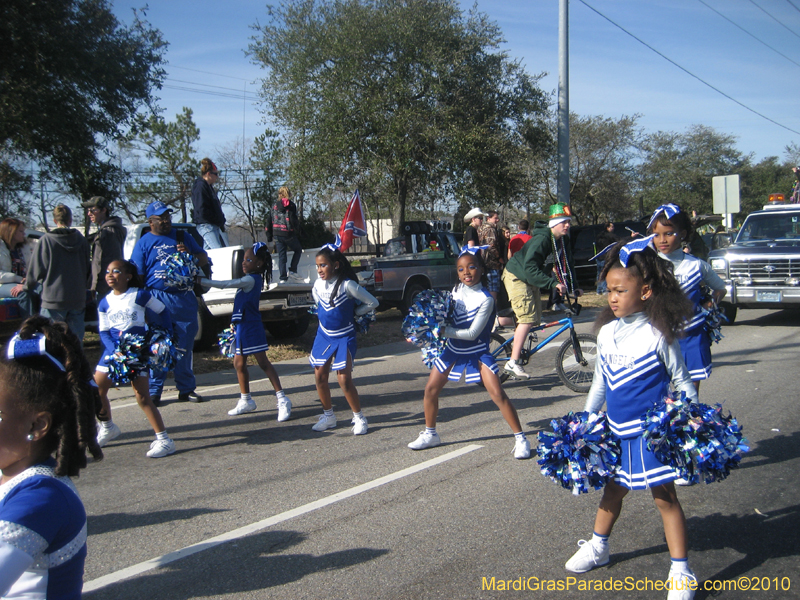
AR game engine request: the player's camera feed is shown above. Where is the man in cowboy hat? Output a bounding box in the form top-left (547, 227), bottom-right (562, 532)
top-left (501, 202), bottom-right (582, 379)
top-left (462, 207), bottom-right (487, 248)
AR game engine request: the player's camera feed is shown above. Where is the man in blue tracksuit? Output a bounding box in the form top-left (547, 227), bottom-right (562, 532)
top-left (131, 201), bottom-right (209, 405)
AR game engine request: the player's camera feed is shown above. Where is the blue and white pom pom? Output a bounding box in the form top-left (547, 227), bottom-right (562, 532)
top-left (355, 311), bottom-right (376, 334)
top-left (701, 300), bottom-right (727, 344)
top-left (643, 392), bottom-right (749, 484)
top-left (157, 252), bottom-right (201, 291)
top-left (537, 411), bottom-right (621, 495)
top-left (401, 289), bottom-right (454, 368)
top-left (146, 326), bottom-right (183, 372)
top-left (106, 332), bottom-right (148, 385)
top-left (217, 326), bottom-right (236, 358)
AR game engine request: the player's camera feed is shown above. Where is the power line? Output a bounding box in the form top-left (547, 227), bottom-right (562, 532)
top-left (577, 0), bottom-right (800, 136)
top-left (167, 78), bottom-right (261, 99)
top-left (162, 84), bottom-right (259, 101)
top-left (169, 64), bottom-right (252, 82)
top-left (748, 0), bottom-right (800, 40)
top-left (697, 0), bottom-right (800, 69)
top-left (787, 0), bottom-right (800, 15)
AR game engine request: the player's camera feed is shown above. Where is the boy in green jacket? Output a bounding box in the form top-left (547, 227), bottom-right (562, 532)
top-left (501, 203), bottom-right (582, 379)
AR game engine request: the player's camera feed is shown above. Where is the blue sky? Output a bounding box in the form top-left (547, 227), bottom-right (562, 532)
top-left (113, 0), bottom-right (800, 164)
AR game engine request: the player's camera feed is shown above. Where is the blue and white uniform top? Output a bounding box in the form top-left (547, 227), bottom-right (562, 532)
top-left (130, 231), bottom-right (204, 294)
top-left (0, 463), bottom-right (87, 600)
top-left (312, 278), bottom-right (378, 338)
top-left (584, 313), bottom-right (697, 489)
top-left (96, 288), bottom-right (170, 372)
top-left (309, 277), bottom-right (378, 370)
top-left (659, 249), bottom-right (726, 333)
top-left (433, 282), bottom-right (498, 383)
top-left (202, 275), bottom-right (269, 355)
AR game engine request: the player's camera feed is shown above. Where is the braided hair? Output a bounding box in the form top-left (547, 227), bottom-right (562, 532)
top-left (596, 238), bottom-right (694, 344)
top-left (0, 316), bottom-right (103, 476)
top-left (253, 243), bottom-right (273, 287)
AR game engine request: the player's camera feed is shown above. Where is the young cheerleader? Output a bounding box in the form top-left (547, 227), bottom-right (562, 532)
top-left (407, 246), bottom-right (531, 459)
top-left (200, 243), bottom-right (292, 420)
top-left (310, 239), bottom-right (378, 435)
top-left (94, 260), bottom-right (177, 458)
top-left (565, 237), bottom-right (699, 600)
top-left (648, 204), bottom-right (727, 393)
top-left (0, 316), bottom-right (102, 597)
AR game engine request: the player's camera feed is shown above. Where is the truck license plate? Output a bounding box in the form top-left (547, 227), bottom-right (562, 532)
top-left (288, 293), bottom-right (313, 306)
top-left (756, 290), bottom-right (781, 302)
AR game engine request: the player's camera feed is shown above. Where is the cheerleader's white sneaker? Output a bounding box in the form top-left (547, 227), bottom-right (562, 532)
top-left (667, 571), bottom-right (697, 600)
top-left (504, 360), bottom-right (530, 379)
top-left (228, 398), bottom-right (257, 416)
top-left (96, 422), bottom-right (121, 447)
top-left (351, 415), bottom-right (368, 435)
top-left (513, 437), bottom-right (531, 459)
top-left (312, 413), bottom-right (337, 431)
top-left (146, 438), bottom-right (176, 458)
top-left (565, 539), bottom-right (609, 573)
top-left (277, 397), bottom-right (292, 422)
top-left (408, 430), bottom-right (441, 450)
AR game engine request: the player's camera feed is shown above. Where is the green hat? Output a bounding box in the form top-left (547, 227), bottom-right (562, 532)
top-left (548, 202), bottom-right (572, 226)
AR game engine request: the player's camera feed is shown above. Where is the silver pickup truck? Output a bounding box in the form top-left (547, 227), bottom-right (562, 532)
top-left (122, 223), bottom-right (317, 348)
top-left (708, 202), bottom-right (800, 323)
top-left (359, 223), bottom-right (461, 311)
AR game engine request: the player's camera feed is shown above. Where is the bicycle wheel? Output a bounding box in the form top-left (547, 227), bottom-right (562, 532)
top-left (555, 333), bottom-right (598, 393)
top-left (489, 331), bottom-right (512, 384)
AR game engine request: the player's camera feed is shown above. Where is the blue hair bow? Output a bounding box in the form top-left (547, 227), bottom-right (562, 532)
top-left (322, 234), bottom-right (343, 253)
top-left (647, 203), bottom-right (682, 230)
top-left (590, 234), bottom-right (656, 267)
top-left (252, 242), bottom-right (267, 254)
top-left (459, 244), bottom-right (489, 257)
top-left (7, 332), bottom-right (66, 372)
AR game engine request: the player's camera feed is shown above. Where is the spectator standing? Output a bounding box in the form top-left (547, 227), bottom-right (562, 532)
top-left (595, 222), bottom-right (619, 294)
top-left (25, 205), bottom-right (90, 341)
top-left (0, 218), bottom-right (38, 317)
top-left (266, 186), bottom-right (304, 283)
top-left (192, 158), bottom-right (228, 250)
top-left (501, 203), bottom-right (582, 379)
top-left (507, 219), bottom-right (532, 259)
top-left (130, 201), bottom-right (209, 405)
top-left (478, 210), bottom-right (503, 301)
top-left (462, 208), bottom-right (486, 247)
top-left (790, 167), bottom-right (800, 204)
top-left (82, 196), bottom-right (127, 300)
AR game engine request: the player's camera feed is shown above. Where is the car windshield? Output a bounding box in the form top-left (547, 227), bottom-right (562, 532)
top-left (736, 212), bottom-right (800, 242)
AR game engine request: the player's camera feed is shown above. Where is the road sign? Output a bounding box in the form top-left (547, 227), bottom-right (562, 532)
top-left (712, 175), bottom-right (740, 215)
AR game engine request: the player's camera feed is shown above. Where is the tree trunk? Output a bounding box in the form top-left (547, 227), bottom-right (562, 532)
top-left (392, 176), bottom-right (407, 238)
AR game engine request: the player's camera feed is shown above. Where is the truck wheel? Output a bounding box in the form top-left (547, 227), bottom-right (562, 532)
top-left (266, 313), bottom-right (311, 339)
top-left (194, 302), bottom-right (219, 351)
top-left (719, 302), bottom-right (737, 324)
top-left (402, 282), bottom-right (429, 312)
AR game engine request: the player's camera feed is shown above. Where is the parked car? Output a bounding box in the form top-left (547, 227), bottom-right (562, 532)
top-left (562, 220), bottom-right (648, 287)
top-left (708, 202), bottom-right (800, 323)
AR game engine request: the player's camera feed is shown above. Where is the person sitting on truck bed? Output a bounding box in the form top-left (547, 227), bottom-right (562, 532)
top-left (0, 217), bottom-right (38, 318)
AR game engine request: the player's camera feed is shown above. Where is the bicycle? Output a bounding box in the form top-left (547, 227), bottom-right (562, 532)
top-left (489, 297), bottom-right (598, 393)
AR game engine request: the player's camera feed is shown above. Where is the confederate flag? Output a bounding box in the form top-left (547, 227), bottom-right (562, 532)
top-left (337, 189), bottom-right (368, 252)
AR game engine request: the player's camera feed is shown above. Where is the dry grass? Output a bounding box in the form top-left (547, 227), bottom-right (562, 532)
top-left (78, 291), bottom-right (609, 376)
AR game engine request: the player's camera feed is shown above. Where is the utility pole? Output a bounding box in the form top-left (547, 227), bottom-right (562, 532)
top-left (557, 0), bottom-right (570, 207)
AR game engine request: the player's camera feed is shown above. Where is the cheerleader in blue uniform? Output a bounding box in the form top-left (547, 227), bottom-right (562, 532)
top-left (407, 247), bottom-right (530, 459)
top-left (94, 260), bottom-right (176, 458)
top-left (565, 237), bottom-right (700, 600)
top-left (648, 204), bottom-right (726, 393)
top-left (0, 316), bottom-right (102, 599)
top-left (201, 243), bottom-right (292, 421)
top-left (310, 240), bottom-right (378, 435)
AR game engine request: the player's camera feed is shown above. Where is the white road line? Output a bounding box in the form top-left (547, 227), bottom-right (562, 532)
top-left (82, 444), bottom-right (483, 593)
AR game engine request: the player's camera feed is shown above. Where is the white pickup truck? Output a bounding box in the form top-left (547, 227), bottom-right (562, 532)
top-left (122, 223), bottom-right (318, 348)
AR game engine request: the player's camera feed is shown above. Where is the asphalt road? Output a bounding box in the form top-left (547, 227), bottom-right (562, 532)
top-left (77, 308), bottom-right (800, 599)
